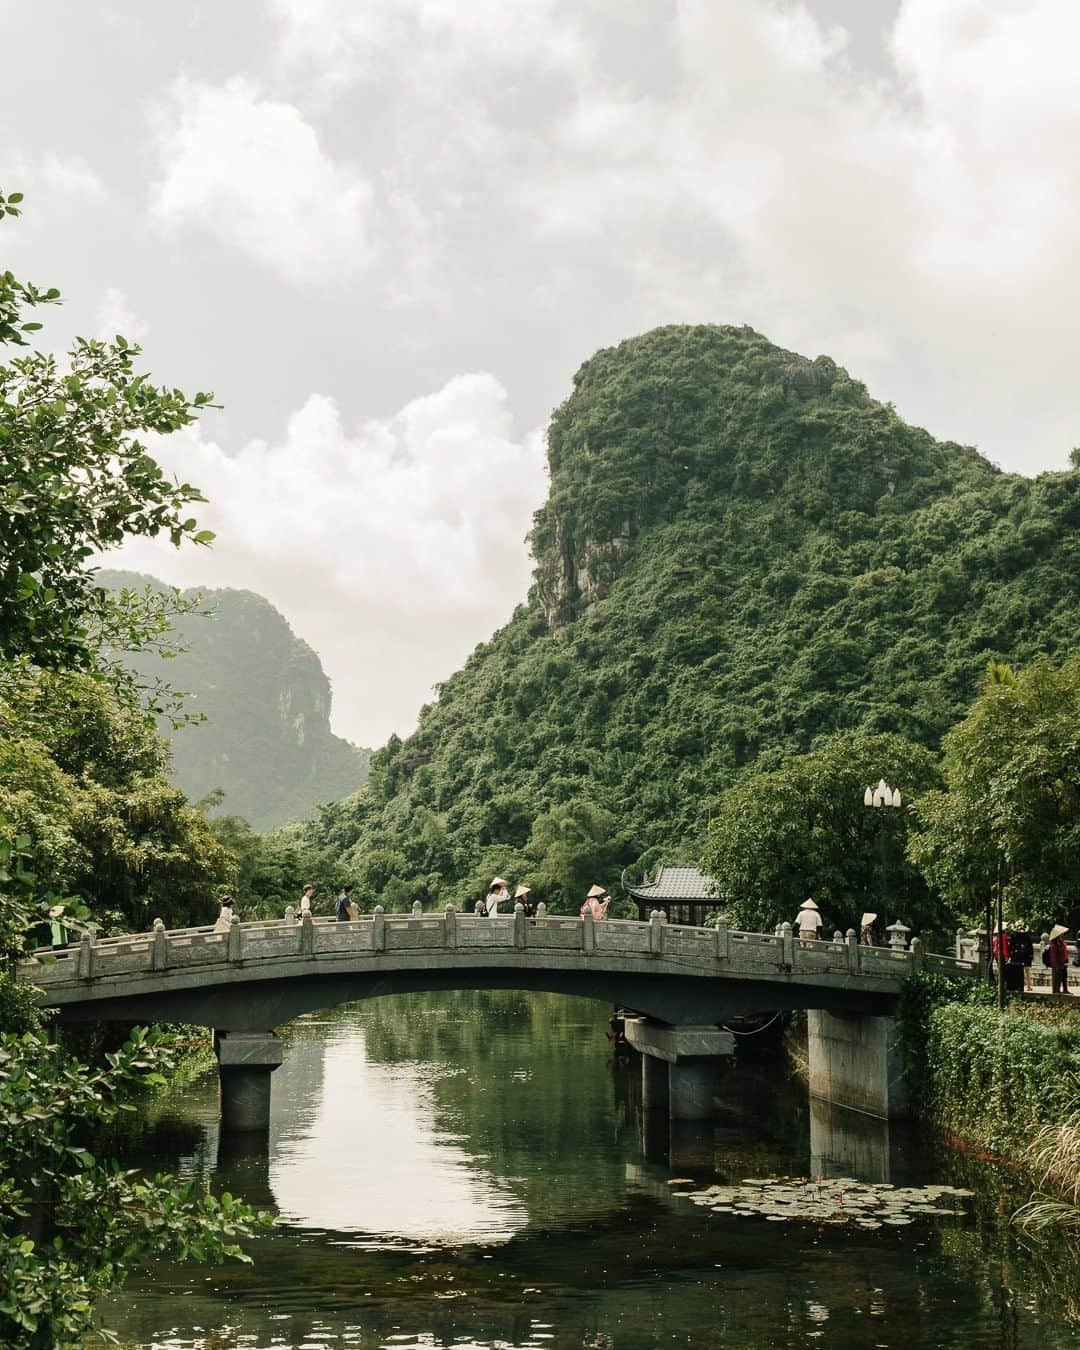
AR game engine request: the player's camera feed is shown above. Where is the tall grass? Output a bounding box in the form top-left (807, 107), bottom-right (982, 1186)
top-left (1014, 1115), bottom-right (1080, 1233)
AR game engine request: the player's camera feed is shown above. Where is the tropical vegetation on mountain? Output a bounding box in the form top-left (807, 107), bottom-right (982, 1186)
top-left (294, 324), bottom-right (1078, 922)
top-left (99, 571), bottom-right (371, 831)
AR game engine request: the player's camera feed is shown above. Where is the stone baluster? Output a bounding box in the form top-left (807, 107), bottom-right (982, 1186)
top-left (846, 927), bottom-right (859, 973)
top-left (300, 910), bottom-right (315, 955)
top-left (582, 908), bottom-right (596, 954)
top-left (77, 929), bottom-right (95, 980)
top-left (443, 903), bottom-right (457, 949)
top-left (955, 927), bottom-right (965, 960)
top-left (714, 917), bottom-right (729, 961)
top-left (648, 909), bottom-right (665, 956)
top-left (910, 935), bottom-right (923, 974)
top-left (373, 905), bottom-right (386, 952)
top-left (151, 917), bottom-right (169, 972)
top-left (514, 901), bottom-right (527, 949)
top-left (781, 921), bottom-right (794, 968)
top-left (411, 899), bottom-right (423, 918)
top-left (227, 913), bottom-right (243, 962)
top-left (284, 905), bottom-right (295, 925)
top-left (833, 929), bottom-right (844, 945)
top-left (536, 901), bottom-right (547, 918)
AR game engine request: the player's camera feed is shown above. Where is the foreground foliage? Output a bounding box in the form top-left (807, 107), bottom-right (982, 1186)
top-left (0, 1028), bottom-right (267, 1349)
top-left (0, 191), bottom-right (266, 1346)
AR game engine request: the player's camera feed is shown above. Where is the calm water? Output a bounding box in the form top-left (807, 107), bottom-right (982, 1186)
top-left (100, 992), bottom-right (1076, 1349)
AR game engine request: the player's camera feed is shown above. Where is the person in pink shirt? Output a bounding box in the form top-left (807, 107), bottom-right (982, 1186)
top-left (580, 884), bottom-right (611, 920)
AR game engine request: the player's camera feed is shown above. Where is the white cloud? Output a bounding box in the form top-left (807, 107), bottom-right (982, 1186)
top-left (149, 76), bottom-right (375, 286)
top-left (96, 287), bottom-right (151, 343)
top-left (0, 150), bottom-right (106, 204)
top-left (108, 373), bottom-right (547, 745)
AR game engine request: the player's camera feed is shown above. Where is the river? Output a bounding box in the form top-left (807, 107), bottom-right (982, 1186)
top-left (100, 991), bottom-right (1077, 1349)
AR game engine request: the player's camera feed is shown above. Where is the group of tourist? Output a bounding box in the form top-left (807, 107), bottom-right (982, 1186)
top-left (794, 899), bottom-right (881, 944)
top-left (994, 921), bottom-right (1076, 995)
top-left (475, 877), bottom-right (613, 919)
top-left (218, 877), bottom-right (617, 926)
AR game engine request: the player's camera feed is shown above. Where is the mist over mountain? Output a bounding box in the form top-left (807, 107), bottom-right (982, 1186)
top-left (297, 324), bottom-right (1079, 908)
top-left (97, 572), bottom-right (370, 830)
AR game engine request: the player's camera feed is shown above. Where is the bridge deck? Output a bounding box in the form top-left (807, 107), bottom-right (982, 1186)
top-left (21, 910), bottom-right (976, 1016)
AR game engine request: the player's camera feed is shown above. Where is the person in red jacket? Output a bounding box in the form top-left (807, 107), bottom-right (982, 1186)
top-left (1046, 924), bottom-right (1071, 995)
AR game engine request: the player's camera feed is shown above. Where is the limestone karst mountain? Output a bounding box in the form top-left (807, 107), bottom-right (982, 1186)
top-left (267, 326), bottom-right (1080, 901)
top-left (98, 571), bottom-right (370, 830)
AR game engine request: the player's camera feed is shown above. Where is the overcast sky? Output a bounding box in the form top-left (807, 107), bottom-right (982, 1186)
top-left (3, 1), bottom-right (1077, 747)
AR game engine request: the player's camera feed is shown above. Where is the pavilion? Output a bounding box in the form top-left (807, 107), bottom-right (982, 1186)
top-left (622, 864), bottom-right (722, 926)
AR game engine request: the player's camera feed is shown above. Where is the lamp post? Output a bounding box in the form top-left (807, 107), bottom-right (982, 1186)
top-left (863, 778), bottom-right (901, 916)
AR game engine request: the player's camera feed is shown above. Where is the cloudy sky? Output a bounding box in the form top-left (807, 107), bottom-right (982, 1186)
top-left (2, 1), bottom-right (1077, 746)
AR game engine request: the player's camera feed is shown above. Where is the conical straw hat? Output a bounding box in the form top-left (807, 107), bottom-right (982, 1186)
top-left (800, 898), bottom-right (819, 911)
top-left (860, 913), bottom-right (877, 928)
top-left (587, 884), bottom-right (608, 898)
top-left (489, 877), bottom-right (508, 890)
top-left (1049, 924), bottom-right (1069, 940)
top-left (514, 885), bottom-right (531, 898)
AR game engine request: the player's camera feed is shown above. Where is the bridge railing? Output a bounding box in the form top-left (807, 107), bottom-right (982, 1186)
top-left (19, 909), bottom-right (979, 991)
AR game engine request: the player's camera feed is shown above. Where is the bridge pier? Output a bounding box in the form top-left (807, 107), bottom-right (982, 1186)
top-left (625, 1019), bottom-right (735, 1122)
top-left (806, 1009), bottom-right (910, 1120)
top-left (215, 1030), bottom-right (283, 1133)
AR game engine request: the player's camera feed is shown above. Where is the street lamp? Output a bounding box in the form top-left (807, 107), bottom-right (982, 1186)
top-left (863, 778), bottom-right (901, 918)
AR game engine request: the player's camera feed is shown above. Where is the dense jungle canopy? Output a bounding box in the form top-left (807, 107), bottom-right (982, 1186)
top-left (295, 324), bottom-right (1080, 916)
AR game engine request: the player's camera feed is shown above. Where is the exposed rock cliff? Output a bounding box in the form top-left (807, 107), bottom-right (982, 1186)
top-left (98, 571), bottom-right (370, 829)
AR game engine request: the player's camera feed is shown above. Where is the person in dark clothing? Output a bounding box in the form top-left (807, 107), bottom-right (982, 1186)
top-left (1008, 923), bottom-right (1035, 991)
top-left (336, 884), bottom-right (355, 921)
top-left (1046, 925), bottom-right (1071, 995)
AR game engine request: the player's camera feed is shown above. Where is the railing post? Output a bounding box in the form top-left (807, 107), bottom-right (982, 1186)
top-left (373, 905), bottom-right (386, 953)
top-left (151, 918), bottom-right (169, 972)
top-left (411, 899), bottom-right (423, 918)
top-left (513, 902), bottom-right (526, 949)
top-left (227, 914), bottom-right (243, 963)
top-left (955, 927), bottom-right (965, 959)
top-left (284, 905), bottom-right (296, 925)
top-left (443, 904), bottom-right (457, 949)
top-left (77, 930), bottom-right (95, 980)
top-left (582, 910), bottom-right (596, 954)
top-left (536, 901), bottom-right (547, 918)
top-left (781, 921), bottom-right (794, 968)
top-left (714, 917), bottom-right (729, 961)
top-left (648, 909), bottom-right (665, 956)
top-left (846, 927), bottom-right (859, 972)
top-left (833, 929), bottom-right (844, 944)
top-left (300, 911), bottom-right (315, 955)
top-left (910, 935), bottom-right (923, 974)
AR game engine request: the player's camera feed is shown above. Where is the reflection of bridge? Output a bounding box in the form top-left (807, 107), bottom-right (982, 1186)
top-left (21, 908), bottom-right (977, 1130)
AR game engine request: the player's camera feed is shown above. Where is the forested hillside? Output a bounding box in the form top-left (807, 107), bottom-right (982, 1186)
top-left (98, 573), bottom-right (370, 829)
top-left (303, 325), bottom-right (1080, 909)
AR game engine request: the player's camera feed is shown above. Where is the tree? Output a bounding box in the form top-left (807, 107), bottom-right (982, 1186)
top-left (907, 655), bottom-right (1080, 931)
top-left (0, 189), bottom-right (213, 676)
top-left (701, 732), bottom-right (946, 939)
top-left (0, 193), bottom-right (264, 1347)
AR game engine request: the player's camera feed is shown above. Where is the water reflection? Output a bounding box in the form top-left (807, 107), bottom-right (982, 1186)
top-left (270, 1023), bottom-right (526, 1243)
top-left (99, 992), bottom-right (1079, 1350)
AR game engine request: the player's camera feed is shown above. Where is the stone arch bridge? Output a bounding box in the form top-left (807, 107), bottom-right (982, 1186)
top-left (21, 908), bottom-right (977, 1129)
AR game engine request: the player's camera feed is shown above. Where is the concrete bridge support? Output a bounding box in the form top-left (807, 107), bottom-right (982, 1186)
top-left (215, 1031), bottom-right (283, 1133)
top-left (625, 1019), bottom-right (735, 1122)
top-left (806, 1009), bottom-right (910, 1120)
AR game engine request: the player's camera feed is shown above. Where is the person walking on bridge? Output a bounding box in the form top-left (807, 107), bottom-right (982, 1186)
top-left (1046, 925), bottom-right (1071, 995)
top-left (336, 884), bottom-right (355, 921)
top-left (297, 884), bottom-right (314, 921)
top-left (580, 885), bottom-right (611, 920)
top-left (860, 912), bottom-right (879, 946)
top-left (795, 898), bottom-right (823, 943)
top-left (515, 884), bottom-right (534, 917)
top-left (481, 877), bottom-right (509, 917)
